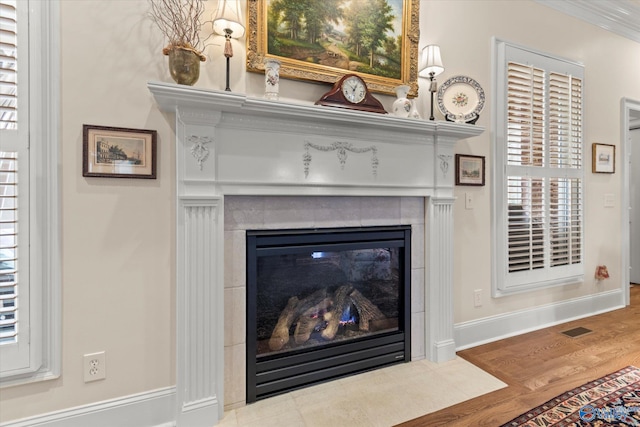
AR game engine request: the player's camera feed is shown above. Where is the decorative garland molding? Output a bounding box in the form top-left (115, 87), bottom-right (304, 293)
top-left (303, 140), bottom-right (378, 178)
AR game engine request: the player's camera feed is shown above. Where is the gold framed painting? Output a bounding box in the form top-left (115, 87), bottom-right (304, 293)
top-left (246, 0), bottom-right (420, 97)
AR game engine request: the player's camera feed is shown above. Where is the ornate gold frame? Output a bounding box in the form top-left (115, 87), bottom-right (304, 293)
top-left (246, 0), bottom-right (420, 97)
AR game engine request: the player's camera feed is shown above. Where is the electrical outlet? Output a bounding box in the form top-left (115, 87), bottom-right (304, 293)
top-left (84, 351), bottom-right (106, 382)
top-left (474, 289), bottom-right (482, 307)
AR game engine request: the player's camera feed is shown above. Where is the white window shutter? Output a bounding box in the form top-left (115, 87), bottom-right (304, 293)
top-left (0, 153), bottom-right (18, 345)
top-left (494, 39), bottom-right (584, 295)
top-left (0, 0), bottom-right (31, 374)
top-left (0, 0), bottom-right (18, 130)
top-left (0, 0), bottom-right (60, 385)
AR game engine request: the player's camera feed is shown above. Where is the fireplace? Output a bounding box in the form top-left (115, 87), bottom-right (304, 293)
top-left (246, 226), bottom-right (411, 402)
top-left (148, 81), bottom-right (483, 426)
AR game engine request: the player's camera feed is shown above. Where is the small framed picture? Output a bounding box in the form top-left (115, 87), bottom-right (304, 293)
top-left (592, 143), bottom-right (615, 174)
top-left (83, 125), bottom-right (157, 179)
top-left (455, 154), bottom-right (485, 186)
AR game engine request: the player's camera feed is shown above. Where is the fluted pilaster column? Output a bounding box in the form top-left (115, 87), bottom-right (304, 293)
top-left (176, 199), bottom-right (224, 426)
top-left (426, 197), bottom-right (456, 362)
top-left (174, 107), bottom-right (224, 426)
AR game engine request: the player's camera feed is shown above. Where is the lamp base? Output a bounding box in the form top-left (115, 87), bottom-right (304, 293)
top-left (224, 31), bottom-right (233, 92)
top-left (225, 57), bottom-right (231, 91)
top-left (429, 73), bottom-right (436, 121)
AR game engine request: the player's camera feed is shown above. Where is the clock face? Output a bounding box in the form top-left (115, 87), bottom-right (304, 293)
top-left (341, 76), bottom-right (366, 104)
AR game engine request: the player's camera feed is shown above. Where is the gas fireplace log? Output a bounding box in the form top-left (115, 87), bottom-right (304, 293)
top-left (269, 296), bottom-right (300, 351)
top-left (321, 284), bottom-right (354, 340)
top-left (294, 297), bottom-right (332, 344)
top-left (295, 289), bottom-right (331, 315)
top-left (294, 314), bottom-right (321, 344)
top-left (349, 289), bottom-right (386, 331)
top-left (270, 290), bottom-right (330, 350)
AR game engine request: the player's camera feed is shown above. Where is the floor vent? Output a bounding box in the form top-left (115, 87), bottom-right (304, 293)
top-left (561, 326), bottom-right (593, 338)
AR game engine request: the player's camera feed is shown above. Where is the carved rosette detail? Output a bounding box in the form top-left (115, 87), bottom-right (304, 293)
top-left (304, 140), bottom-right (378, 178)
top-left (438, 154), bottom-right (452, 177)
top-left (188, 135), bottom-right (212, 170)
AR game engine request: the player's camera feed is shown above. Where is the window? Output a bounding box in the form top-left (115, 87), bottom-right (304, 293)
top-left (0, 0), bottom-right (60, 385)
top-left (493, 39), bottom-right (584, 296)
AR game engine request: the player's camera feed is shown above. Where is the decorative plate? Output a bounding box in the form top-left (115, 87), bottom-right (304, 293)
top-left (436, 76), bottom-right (485, 124)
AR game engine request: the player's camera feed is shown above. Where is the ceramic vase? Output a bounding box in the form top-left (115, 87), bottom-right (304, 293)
top-left (264, 58), bottom-right (281, 100)
top-left (392, 85), bottom-right (412, 118)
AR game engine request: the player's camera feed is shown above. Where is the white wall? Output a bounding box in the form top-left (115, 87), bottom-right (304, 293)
top-left (1, 0), bottom-right (640, 423)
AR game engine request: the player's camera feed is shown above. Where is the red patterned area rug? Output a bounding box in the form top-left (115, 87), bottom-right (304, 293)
top-left (501, 366), bottom-right (640, 426)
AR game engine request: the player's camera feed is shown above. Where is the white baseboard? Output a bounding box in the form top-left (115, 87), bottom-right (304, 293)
top-left (455, 289), bottom-right (625, 350)
top-left (0, 387), bottom-right (176, 427)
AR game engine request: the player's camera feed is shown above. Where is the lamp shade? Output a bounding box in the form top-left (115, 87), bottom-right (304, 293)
top-left (213, 0), bottom-right (245, 39)
top-left (419, 45), bottom-right (444, 77)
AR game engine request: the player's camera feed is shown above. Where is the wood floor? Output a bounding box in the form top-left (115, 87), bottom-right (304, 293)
top-left (397, 285), bottom-right (640, 427)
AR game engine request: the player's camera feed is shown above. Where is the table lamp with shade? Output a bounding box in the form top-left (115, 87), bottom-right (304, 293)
top-left (418, 45), bottom-right (444, 120)
top-left (212, 0), bottom-right (245, 91)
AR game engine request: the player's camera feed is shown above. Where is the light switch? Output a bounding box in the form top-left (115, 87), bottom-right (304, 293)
top-left (465, 193), bottom-right (474, 210)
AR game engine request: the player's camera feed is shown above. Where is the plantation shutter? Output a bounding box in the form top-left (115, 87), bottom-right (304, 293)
top-left (0, 153), bottom-right (17, 345)
top-left (506, 63), bottom-right (545, 273)
top-left (0, 0), bottom-right (30, 371)
top-left (495, 40), bottom-right (584, 294)
top-left (548, 73), bottom-right (583, 268)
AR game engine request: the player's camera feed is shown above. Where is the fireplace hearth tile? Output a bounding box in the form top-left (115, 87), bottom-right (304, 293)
top-left (224, 287), bottom-right (245, 347)
top-left (360, 197), bottom-right (402, 226)
top-left (224, 196), bottom-right (266, 231)
top-left (401, 197), bottom-right (425, 225)
top-left (224, 344), bottom-right (246, 407)
top-left (411, 224), bottom-right (425, 269)
top-left (296, 391), bottom-right (377, 427)
top-left (219, 357), bottom-right (506, 426)
top-left (430, 358), bottom-right (507, 397)
top-left (224, 230), bottom-right (246, 289)
top-left (313, 196), bottom-right (363, 227)
top-left (235, 393), bottom-right (302, 427)
top-left (411, 312), bottom-right (426, 358)
top-left (411, 268), bottom-right (425, 313)
top-left (262, 196), bottom-right (317, 230)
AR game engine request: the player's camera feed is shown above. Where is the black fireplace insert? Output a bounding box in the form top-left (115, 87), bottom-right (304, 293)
top-left (246, 226), bottom-right (411, 402)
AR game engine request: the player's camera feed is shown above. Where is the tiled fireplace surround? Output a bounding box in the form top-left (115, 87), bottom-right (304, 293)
top-left (149, 82), bottom-right (483, 427)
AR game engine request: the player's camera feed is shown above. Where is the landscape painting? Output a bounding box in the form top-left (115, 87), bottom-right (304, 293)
top-left (247, 0), bottom-right (419, 96)
top-left (82, 125), bottom-right (157, 179)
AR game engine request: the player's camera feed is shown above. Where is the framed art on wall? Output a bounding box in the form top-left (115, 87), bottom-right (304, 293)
top-left (83, 125), bottom-right (157, 179)
top-left (592, 143), bottom-right (615, 174)
top-left (246, 0), bottom-right (420, 97)
top-left (455, 154), bottom-right (485, 186)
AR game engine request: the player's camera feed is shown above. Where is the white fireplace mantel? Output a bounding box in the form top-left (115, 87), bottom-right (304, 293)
top-left (148, 81), bottom-right (483, 426)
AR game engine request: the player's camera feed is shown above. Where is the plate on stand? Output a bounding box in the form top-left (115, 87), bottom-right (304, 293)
top-left (436, 75), bottom-right (485, 124)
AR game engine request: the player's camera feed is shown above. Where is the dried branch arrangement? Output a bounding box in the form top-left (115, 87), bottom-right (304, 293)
top-left (148, 0), bottom-right (210, 61)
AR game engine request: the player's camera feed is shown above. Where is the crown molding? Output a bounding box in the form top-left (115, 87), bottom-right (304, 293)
top-left (536, 0), bottom-right (640, 44)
